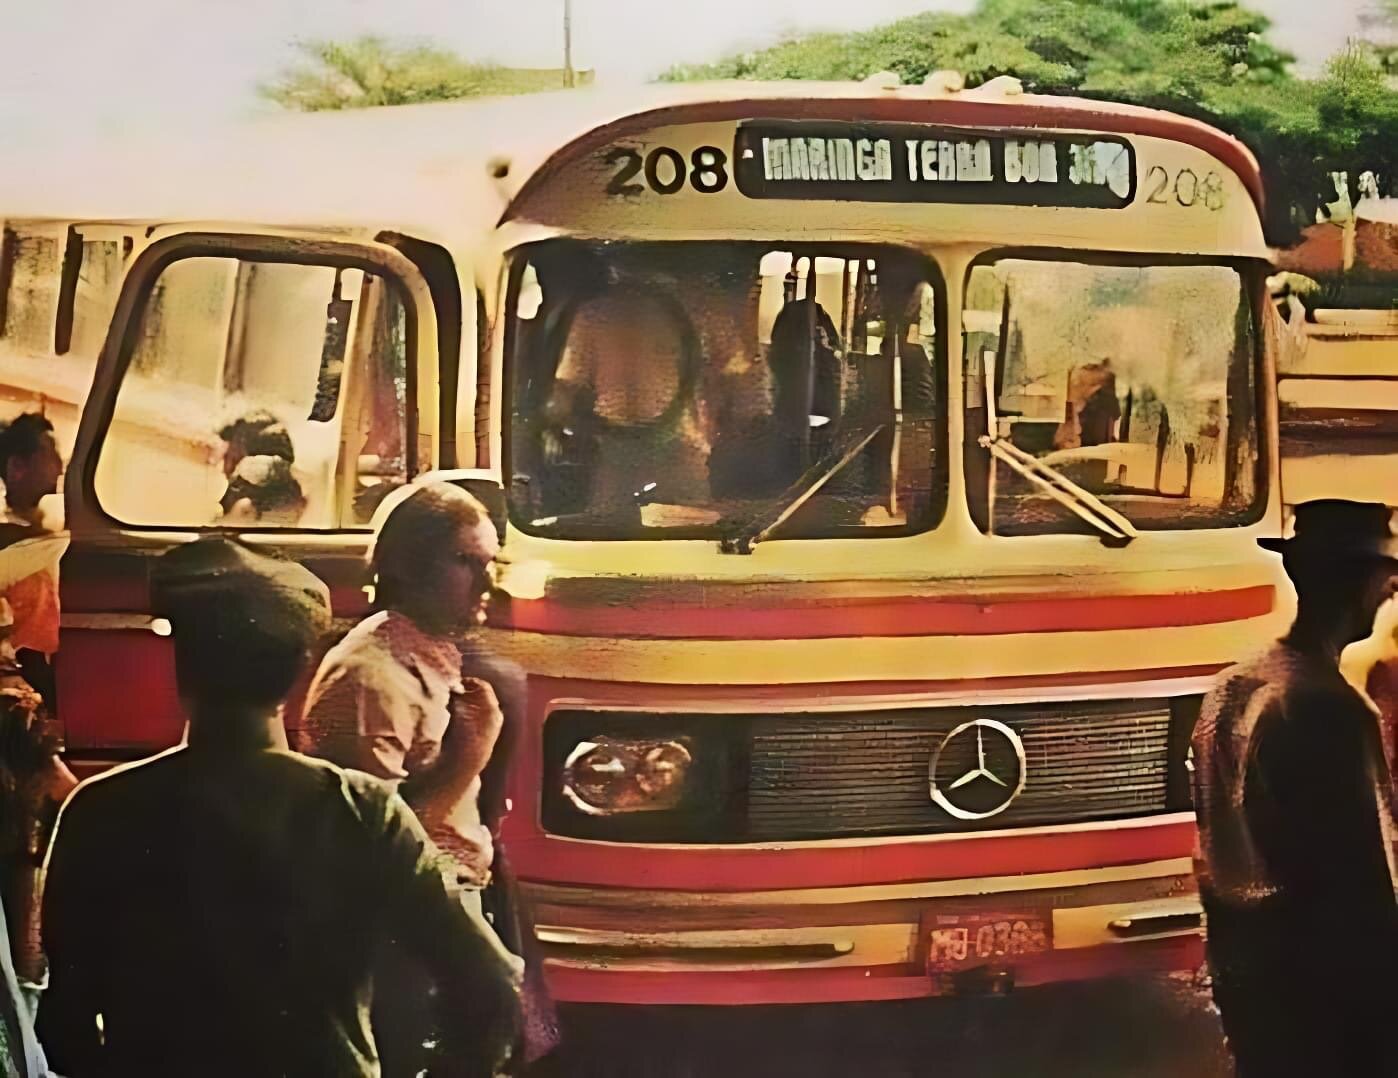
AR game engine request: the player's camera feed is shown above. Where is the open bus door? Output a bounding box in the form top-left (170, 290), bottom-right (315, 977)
top-left (54, 229), bottom-right (449, 772)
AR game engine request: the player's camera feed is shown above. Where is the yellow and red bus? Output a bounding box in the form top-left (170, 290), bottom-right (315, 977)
top-left (0, 76), bottom-right (1287, 1004)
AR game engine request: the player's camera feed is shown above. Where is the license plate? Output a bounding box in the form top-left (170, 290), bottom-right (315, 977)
top-left (923, 911), bottom-right (1051, 973)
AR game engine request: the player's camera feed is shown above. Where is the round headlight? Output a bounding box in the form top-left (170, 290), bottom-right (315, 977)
top-left (562, 737), bottom-right (694, 815)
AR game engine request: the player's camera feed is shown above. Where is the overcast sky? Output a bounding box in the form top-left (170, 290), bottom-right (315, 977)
top-left (0, 0), bottom-right (1379, 141)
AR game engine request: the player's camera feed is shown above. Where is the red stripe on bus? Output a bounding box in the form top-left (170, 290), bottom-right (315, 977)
top-left (495, 585), bottom-right (1275, 639)
top-left (509, 817), bottom-right (1196, 893)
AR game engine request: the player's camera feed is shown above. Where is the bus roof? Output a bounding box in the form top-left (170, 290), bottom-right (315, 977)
top-left (0, 79), bottom-right (1263, 242)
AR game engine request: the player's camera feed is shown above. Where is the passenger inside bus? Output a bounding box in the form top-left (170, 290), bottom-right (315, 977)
top-left (889, 320), bottom-right (933, 416)
top-left (89, 255), bottom-right (414, 532)
top-left (511, 241), bottom-right (941, 540)
top-left (965, 258), bottom-right (1258, 534)
top-left (216, 412), bottom-right (307, 525)
top-left (859, 277), bottom-right (938, 519)
top-left (1054, 358), bottom-right (1121, 451)
top-left (767, 295), bottom-right (844, 449)
top-left (542, 289), bottom-right (710, 519)
top-left (709, 294), bottom-right (844, 500)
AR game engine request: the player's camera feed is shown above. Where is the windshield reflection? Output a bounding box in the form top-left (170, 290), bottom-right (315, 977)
top-left (508, 241), bottom-right (945, 541)
top-left (964, 258), bottom-right (1260, 536)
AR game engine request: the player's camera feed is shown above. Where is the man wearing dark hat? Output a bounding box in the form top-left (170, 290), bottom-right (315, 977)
top-left (1193, 500), bottom-right (1398, 1077)
top-left (36, 537), bottom-right (522, 1077)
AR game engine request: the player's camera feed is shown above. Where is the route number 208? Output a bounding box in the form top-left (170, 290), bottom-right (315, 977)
top-left (1143, 164), bottom-right (1225, 210)
top-left (605, 145), bottom-right (729, 196)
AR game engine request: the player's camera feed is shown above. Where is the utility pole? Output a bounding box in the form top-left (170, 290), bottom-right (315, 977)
top-left (563, 0), bottom-right (575, 87)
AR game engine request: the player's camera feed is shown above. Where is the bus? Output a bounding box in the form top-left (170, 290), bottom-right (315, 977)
top-left (0, 75), bottom-right (1288, 1005)
top-left (1274, 298), bottom-right (1398, 508)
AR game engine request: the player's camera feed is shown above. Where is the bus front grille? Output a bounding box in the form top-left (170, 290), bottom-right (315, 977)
top-left (541, 698), bottom-right (1196, 843)
top-left (746, 700), bottom-right (1178, 841)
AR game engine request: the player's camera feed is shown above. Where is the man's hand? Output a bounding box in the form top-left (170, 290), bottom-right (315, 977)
top-left (412, 678), bottom-right (506, 880)
top-left (441, 679), bottom-right (508, 794)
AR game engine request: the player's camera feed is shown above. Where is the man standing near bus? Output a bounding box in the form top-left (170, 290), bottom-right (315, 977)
top-left (0, 413), bottom-right (73, 998)
top-left (302, 482), bottom-right (558, 1073)
top-left (1192, 500), bottom-right (1398, 1077)
top-left (0, 413), bottom-right (66, 684)
top-left (0, 413), bottom-right (62, 539)
top-left (38, 537), bottom-right (522, 1076)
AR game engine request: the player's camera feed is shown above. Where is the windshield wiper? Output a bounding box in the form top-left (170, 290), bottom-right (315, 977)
top-left (978, 434), bottom-right (1138, 546)
top-left (979, 346), bottom-right (1137, 547)
top-left (719, 425), bottom-right (886, 554)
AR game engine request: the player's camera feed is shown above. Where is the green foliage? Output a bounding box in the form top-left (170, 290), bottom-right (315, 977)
top-left (662, 0), bottom-right (1289, 93)
top-left (663, 0), bottom-right (1398, 245)
top-left (260, 37), bottom-right (563, 111)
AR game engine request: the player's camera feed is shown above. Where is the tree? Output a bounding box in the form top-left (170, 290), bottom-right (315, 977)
top-left (663, 0), bottom-right (1290, 94)
top-left (260, 37), bottom-right (546, 112)
top-left (662, 0), bottom-right (1398, 245)
top-left (1360, 0), bottom-right (1398, 75)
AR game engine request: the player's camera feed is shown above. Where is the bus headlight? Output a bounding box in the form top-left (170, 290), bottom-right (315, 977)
top-left (561, 736), bottom-right (694, 815)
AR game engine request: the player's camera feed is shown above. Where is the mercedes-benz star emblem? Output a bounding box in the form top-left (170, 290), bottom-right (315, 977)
top-left (928, 718), bottom-right (1027, 820)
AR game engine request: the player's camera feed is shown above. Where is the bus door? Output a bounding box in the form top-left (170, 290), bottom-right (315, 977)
top-left (56, 229), bottom-right (446, 767)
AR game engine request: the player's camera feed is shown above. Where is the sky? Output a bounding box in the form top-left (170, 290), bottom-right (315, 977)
top-left (0, 0), bottom-right (1380, 141)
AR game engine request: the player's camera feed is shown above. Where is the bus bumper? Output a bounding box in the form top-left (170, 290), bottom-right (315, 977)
top-left (523, 859), bottom-right (1204, 1005)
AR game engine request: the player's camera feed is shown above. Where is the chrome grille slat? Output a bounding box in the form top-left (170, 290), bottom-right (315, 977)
top-left (746, 700), bottom-right (1174, 840)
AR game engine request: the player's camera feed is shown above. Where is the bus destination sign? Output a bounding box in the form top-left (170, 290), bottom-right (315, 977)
top-left (733, 122), bottom-right (1135, 208)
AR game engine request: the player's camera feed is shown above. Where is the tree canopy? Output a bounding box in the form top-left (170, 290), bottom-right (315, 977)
top-left (260, 37), bottom-right (572, 112)
top-left (662, 0), bottom-right (1398, 245)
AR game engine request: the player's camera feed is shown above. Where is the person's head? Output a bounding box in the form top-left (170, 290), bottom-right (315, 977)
top-left (768, 299), bottom-right (840, 422)
top-left (560, 292), bottom-right (694, 426)
top-left (1264, 500), bottom-right (1398, 648)
top-left (368, 481), bottom-right (500, 634)
top-left (0, 413), bottom-right (62, 511)
top-left (218, 410), bottom-right (284, 478)
top-left (152, 537), bottom-right (331, 716)
top-left (532, 242), bottom-right (609, 301)
top-left (219, 455), bottom-right (305, 522)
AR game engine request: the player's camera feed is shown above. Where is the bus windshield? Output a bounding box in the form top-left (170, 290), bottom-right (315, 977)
top-left (963, 257), bottom-right (1261, 535)
top-left (507, 240), bottom-right (946, 541)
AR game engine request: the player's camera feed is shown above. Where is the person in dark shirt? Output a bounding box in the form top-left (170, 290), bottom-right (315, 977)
top-left (459, 638), bottom-right (560, 1068)
top-left (37, 536), bottom-right (521, 1077)
top-left (1192, 500), bottom-right (1398, 1078)
top-left (0, 414), bottom-right (73, 1003)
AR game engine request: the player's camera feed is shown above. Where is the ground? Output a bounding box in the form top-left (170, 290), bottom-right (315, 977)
top-left (545, 972), bottom-right (1232, 1077)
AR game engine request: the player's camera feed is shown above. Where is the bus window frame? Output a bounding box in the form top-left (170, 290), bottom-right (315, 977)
top-left (68, 230), bottom-right (439, 538)
top-left (374, 231), bottom-right (464, 471)
top-left (498, 237), bottom-right (952, 543)
top-left (961, 246), bottom-right (1271, 536)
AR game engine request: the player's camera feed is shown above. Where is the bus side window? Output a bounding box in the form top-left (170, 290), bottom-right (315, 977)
top-left (0, 225), bottom-right (63, 356)
top-left (63, 234), bottom-right (127, 359)
top-left (92, 255), bottom-right (409, 530)
top-left (0, 224), bottom-right (138, 512)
